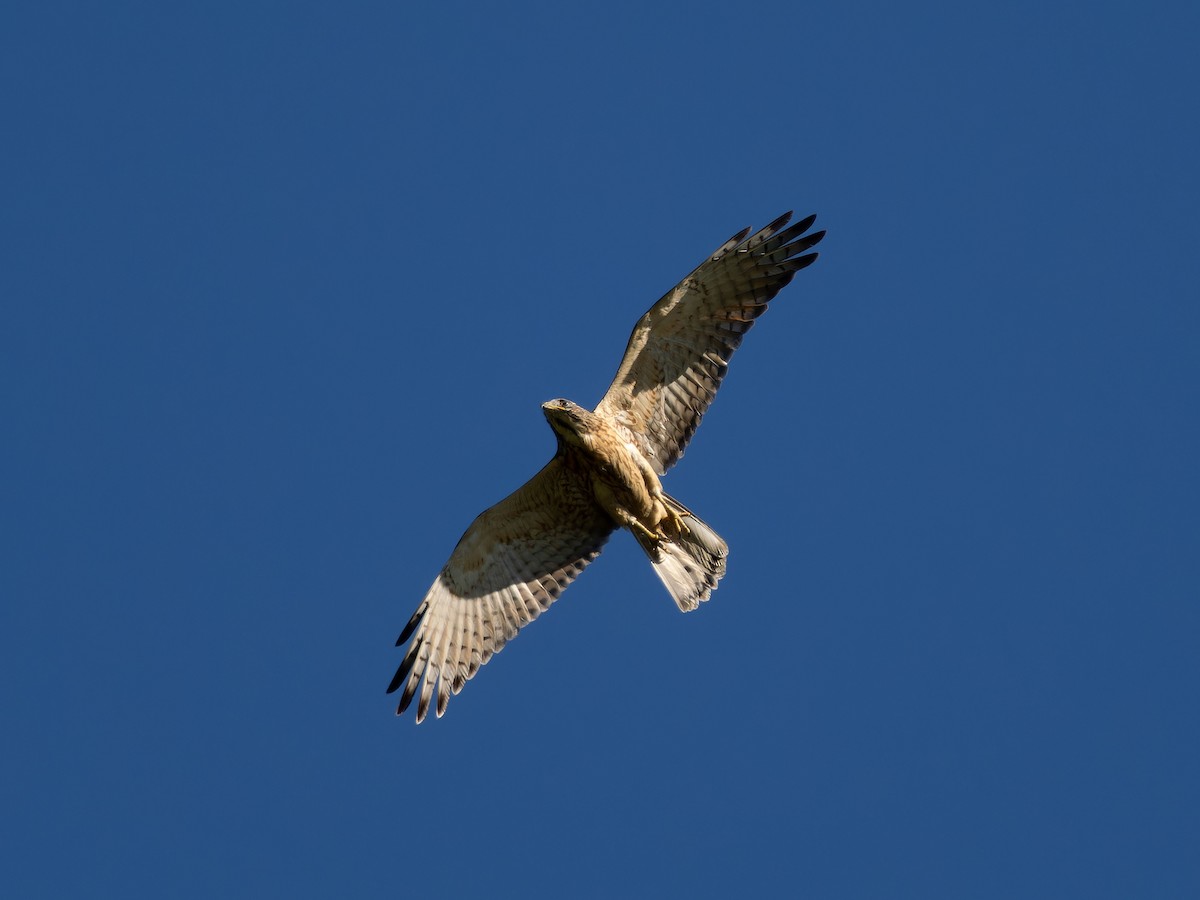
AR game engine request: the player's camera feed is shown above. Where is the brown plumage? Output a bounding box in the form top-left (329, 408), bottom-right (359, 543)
top-left (389, 212), bottom-right (825, 722)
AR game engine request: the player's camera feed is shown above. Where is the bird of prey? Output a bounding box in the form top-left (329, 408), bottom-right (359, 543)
top-left (389, 211), bottom-right (825, 722)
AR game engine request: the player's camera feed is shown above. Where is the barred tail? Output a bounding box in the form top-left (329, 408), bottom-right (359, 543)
top-left (633, 494), bottom-right (728, 612)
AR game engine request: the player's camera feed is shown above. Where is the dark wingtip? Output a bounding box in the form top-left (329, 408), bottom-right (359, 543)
top-left (395, 601), bottom-right (427, 646)
top-left (791, 230), bottom-right (826, 254)
top-left (727, 225), bottom-right (752, 246)
top-left (398, 678), bottom-right (417, 715)
top-left (387, 641), bottom-right (420, 695)
top-left (765, 210), bottom-right (793, 234)
top-left (794, 251), bottom-right (820, 271)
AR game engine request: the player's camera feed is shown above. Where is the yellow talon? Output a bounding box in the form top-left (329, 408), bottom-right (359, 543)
top-left (631, 519), bottom-right (658, 543)
top-left (660, 509), bottom-right (686, 541)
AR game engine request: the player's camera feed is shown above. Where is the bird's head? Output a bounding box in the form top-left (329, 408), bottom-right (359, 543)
top-left (542, 398), bottom-right (592, 446)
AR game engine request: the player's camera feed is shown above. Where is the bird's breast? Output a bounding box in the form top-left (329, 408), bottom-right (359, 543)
top-left (583, 422), bottom-right (657, 515)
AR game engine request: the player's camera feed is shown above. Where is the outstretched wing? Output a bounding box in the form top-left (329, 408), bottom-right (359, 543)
top-left (595, 212), bottom-right (825, 475)
top-left (388, 457), bottom-right (613, 723)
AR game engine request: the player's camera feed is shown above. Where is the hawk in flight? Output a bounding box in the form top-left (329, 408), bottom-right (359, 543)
top-left (389, 212), bottom-right (825, 722)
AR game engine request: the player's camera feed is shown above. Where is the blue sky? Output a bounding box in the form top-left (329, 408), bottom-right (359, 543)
top-left (3, 1), bottom-right (1198, 897)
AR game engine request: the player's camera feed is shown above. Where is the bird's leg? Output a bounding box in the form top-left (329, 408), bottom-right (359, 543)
top-left (594, 479), bottom-right (667, 547)
top-left (664, 511), bottom-right (685, 540)
top-left (629, 517), bottom-right (661, 544)
top-left (655, 502), bottom-right (687, 541)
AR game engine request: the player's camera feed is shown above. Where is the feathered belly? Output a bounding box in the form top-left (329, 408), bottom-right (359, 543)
top-left (582, 437), bottom-right (661, 528)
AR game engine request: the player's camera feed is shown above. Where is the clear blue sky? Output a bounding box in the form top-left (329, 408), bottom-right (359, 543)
top-left (3, 2), bottom-right (1197, 897)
